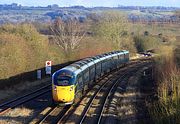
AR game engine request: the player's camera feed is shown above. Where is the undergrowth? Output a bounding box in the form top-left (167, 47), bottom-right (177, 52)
top-left (147, 45), bottom-right (180, 124)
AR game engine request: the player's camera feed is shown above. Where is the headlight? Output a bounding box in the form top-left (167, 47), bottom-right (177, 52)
top-left (70, 86), bottom-right (74, 91)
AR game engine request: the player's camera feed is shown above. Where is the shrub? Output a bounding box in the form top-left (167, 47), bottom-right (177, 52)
top-left (0, 23), bottom-right (63, 79)
top-left (148, 45), bottom-right (180, 124)
top-left (134, 35), bottom-right (160, 52)
top-left (0, 33), bottom-right (30, 78)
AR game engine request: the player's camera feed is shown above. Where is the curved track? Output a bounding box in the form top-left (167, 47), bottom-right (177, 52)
top-left (79, 64), bottom-right (143, 124)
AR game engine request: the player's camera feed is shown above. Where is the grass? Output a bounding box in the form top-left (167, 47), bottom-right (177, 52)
top-left (147, 43), bottom-right (180, 124)
top-left (0, 78), bottom-right (50, 103)
top-left (147, 70), bottom-right (180, 124)
top-left (129, 23), bottom-right (180, 37)
top-left (0, 107), bottom-right (33, 124)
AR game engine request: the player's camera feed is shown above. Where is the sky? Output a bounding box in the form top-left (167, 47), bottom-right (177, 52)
top-left (0, 0), bottom-right (180, 7)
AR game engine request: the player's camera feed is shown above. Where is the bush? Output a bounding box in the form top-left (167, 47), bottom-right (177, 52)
top-left (0, 33), bottom-right (30, 78)
top-left (0, 23), bottom-right (63, 79)
top-left (133, 35), bottom-right (160, 52)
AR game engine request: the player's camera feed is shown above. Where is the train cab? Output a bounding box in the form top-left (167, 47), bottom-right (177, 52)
top-left (52, 68), bottom-right (76, 104)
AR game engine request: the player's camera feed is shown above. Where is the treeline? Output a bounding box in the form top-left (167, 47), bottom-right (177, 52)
top-left (0, 10), bottom-right (176, 80)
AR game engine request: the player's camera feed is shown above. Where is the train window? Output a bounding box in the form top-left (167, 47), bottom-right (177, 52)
top-left (56, 76), bottom-right (73, 86)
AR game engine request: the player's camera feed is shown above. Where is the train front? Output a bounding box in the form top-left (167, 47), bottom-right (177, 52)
top-left (52, 69), bottom-right (75, 105)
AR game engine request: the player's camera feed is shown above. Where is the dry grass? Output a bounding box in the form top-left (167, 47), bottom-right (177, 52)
top-left (0, 78), bottom-right (50, 103)
top-left (148, 45), bottom-right (180, 124)
top-left (129, 23), bottom-right (180, 36)
top-left (0, 107), bottom-right (33, 124)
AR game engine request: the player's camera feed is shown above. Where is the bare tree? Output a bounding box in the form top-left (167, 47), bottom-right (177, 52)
top-left (50, 17), bottom-right (86, 59)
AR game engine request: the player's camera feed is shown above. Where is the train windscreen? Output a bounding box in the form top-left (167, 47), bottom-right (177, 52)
top-left (54, 76), bottom-right (74, 86)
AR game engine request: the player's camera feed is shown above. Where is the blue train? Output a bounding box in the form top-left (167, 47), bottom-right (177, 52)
top-left (52, 50), bottom-right (129, 105)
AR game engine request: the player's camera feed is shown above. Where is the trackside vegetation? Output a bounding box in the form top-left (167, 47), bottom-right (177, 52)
top-left (147, 41), bottom-right (180, 123)
top-left (0, 24), bottom-right (63, 79)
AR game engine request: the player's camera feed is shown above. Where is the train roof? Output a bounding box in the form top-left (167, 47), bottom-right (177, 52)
top-left (54, 50), bottom-right (129, 76)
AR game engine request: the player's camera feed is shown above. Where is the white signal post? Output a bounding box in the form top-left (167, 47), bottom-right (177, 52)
top-left (46, 61), bottom-right (52, 75)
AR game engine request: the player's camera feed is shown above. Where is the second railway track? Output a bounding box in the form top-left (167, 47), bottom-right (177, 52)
top-left (0, 83), bottom-right (51, 115)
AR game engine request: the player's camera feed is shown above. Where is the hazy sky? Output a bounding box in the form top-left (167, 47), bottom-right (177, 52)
top-left (0, 0), bottom-right (180, 7)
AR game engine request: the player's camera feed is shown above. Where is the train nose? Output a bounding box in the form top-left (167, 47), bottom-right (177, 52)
top-left (53, 86), bottom-right (74, 103)
top-left (58, 91), bottom-right (72, 102)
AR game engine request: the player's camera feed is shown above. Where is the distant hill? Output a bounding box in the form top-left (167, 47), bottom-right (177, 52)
top-left (0, 4), bottom-right (179, 24)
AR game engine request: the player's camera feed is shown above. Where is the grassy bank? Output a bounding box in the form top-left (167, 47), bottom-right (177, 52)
top-left (147, 44), bottom-right (180, 124)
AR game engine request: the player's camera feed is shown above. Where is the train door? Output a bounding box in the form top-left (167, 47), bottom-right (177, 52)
top-left (107, 58), bottom-right (110, 72)
top-left (118, 54), bottom-right (123, 67)
top-left (101, 60), bottom-right (105, 76)
top-left (125, 52), bottom-right (129, 62)
top-left (96, 62), bottom-right (101, 79)
top-left (89, 65), bottom-right (95, 85)
top-left (83, 68), bottom-right (89, 91)
top-left (112, 56), bottom-right (118, 69)
top-left (75, 73), bottom-right (83, 100)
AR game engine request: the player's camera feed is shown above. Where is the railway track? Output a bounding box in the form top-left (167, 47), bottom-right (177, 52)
top-left (32, 59), bottom-right (142, 124)
top-left (102, 65), bottom-right (154, 124)
top-left (56, 60), bottom-right (151, 124)
top-left (79, 65), bottom-right (143, 124)
top-left (34, 106), bottom-right (70, 124)
top-left (0, 83), bottom-right (51, 115)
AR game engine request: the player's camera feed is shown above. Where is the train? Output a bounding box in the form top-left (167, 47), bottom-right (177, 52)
top-left (52, 50), bottom-right (129, 105)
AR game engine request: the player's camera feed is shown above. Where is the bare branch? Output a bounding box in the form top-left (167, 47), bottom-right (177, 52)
top-left (50, 18), bottom-right (86, 59)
